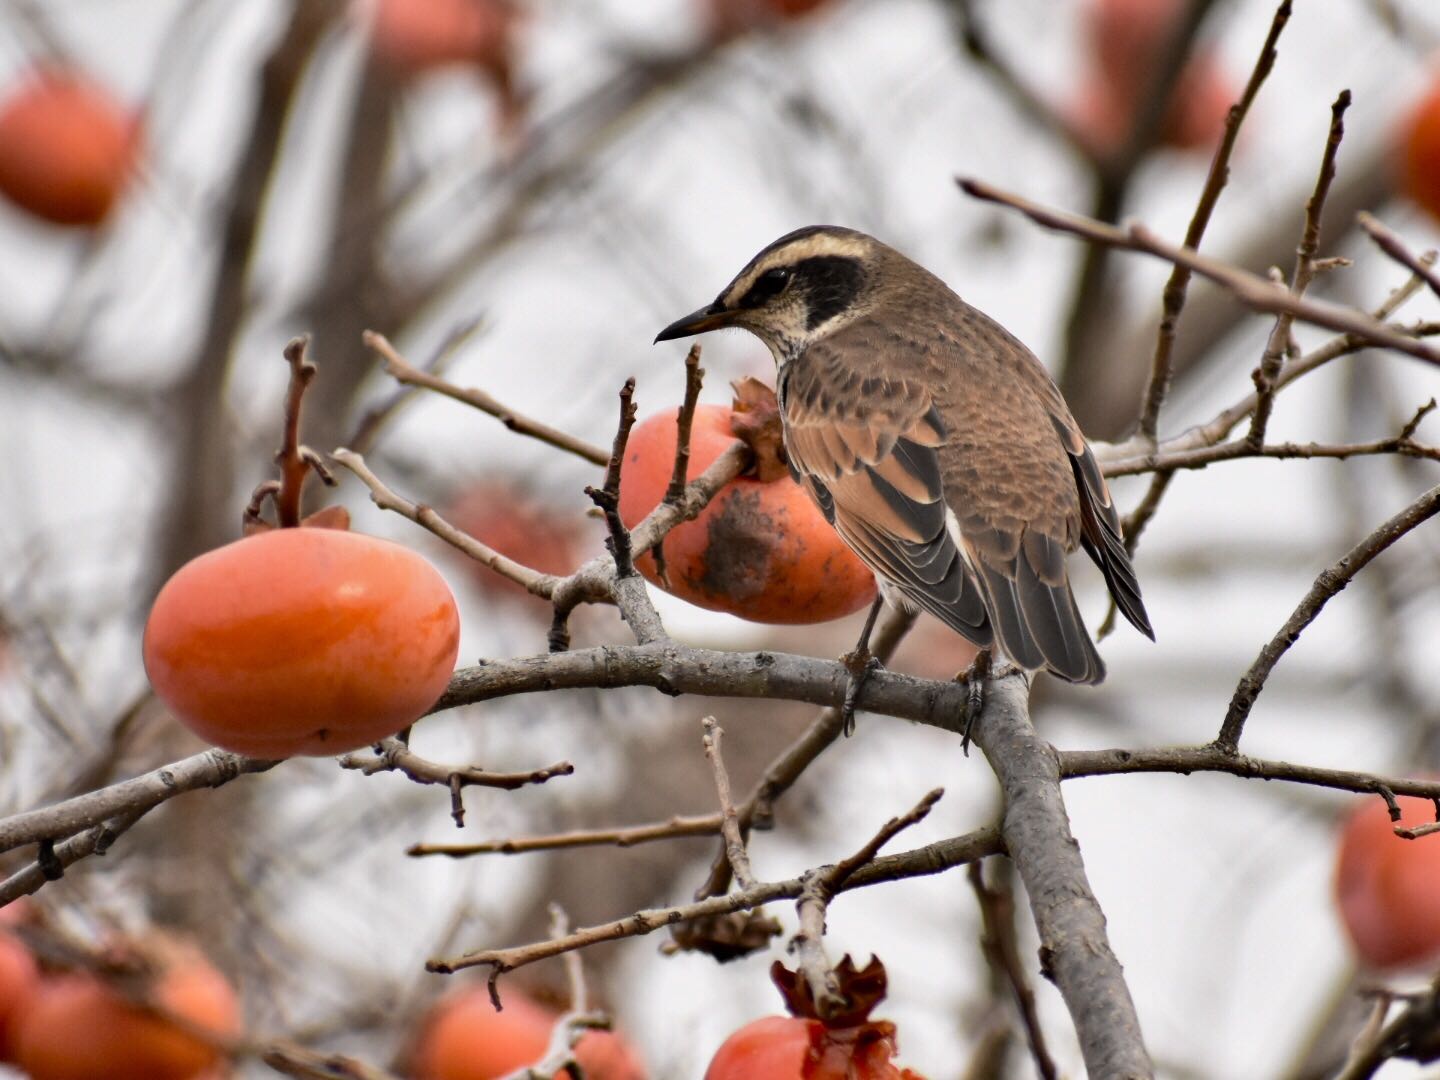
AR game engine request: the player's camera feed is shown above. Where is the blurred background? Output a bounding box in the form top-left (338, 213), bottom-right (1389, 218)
top-left (2, 0), bottom-right (1440, 1076)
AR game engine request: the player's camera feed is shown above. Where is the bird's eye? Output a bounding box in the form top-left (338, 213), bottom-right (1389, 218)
top-left (741, 266), bottom-right (792, 308)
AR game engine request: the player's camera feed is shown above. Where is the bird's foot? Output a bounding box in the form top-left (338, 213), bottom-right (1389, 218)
top-left (839, 646), bottom-right (884, 737)
top-left (957, 648), bottom-right (994, 756)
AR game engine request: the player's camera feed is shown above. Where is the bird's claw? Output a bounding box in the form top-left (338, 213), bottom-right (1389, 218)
top-left (958, 649), bottom-right (994, 756)
top-left (840, 648), bottom-right (884, 737)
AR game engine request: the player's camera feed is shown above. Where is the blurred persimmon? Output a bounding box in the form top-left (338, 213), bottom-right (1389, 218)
top-left (445, 481), bottom-right (590, 608)
top-left (0, 926), bottom-right (39, 1062)
top-left (1072, 0), bottom-right (1233, 156)
top-left (144, 526), bottom-right (460, 758)
top-left (1335, 792), bottom-right (1440, 970)
top-left (618, 394), bottom-right (876, 625)
top-left (704, 0), bottom-right (835, 40)
top-left (13, 943), bottom-right (239, 1080)
top-left (0, 68), bottom-right (137, 227)
top-left (1400, 72), bottom-right (1440, 223)
top-left (411, 985), bottom-right (645, 1079)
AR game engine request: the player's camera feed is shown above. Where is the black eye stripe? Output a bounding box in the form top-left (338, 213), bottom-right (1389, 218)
top-left (740, 266), bottom-right (792, 308)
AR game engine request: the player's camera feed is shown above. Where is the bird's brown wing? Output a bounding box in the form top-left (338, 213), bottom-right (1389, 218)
top-left (780, 371), bottom-right (992, 647)
top-left (923, 305), bottom-right (1110, 684)
top-left (1034, 384), bottom-right (1154, 642)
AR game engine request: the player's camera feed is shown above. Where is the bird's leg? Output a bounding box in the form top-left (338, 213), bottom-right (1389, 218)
top-left (839, 595), bottom-right (886, 736)
top-left (957, 648), bottom-right (993, 755)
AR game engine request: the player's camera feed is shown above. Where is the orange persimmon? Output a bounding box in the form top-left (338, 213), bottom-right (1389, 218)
top-left (144, 527), bottom-right (460, 758)
top-left (412, 986), bottom-right (645, 1080)
top-left (13, 947), bottom-right (239, 1080)
top-left (0, 69), bottom-right (137, 226)
top-left (618, 403), bottom-right (876, 624)
top-left (1335, 792), bottom-right (1440, 970)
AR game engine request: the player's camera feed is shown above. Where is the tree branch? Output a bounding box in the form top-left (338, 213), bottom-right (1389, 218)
top-left (970, 672), bottom-right (1152, 1078)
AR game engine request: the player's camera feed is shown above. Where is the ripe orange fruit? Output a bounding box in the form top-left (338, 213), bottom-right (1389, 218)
top-left (1335, 793), bottom-right (1440, 969)
top-left (412, 986), bottom-right (645, 1079)
top-left (13, 948), bottom-right (239, 1080)
top-left (618, 404), bottom-right (877, 625)
top-left (144, 527), bottom-right (460, 758)
top-left (0, 69), bottom-right (137, 226)
top-left (705, 1015), bottom-right (926, 1080)
top-left (1401, 73), bottom-right (1440, 223)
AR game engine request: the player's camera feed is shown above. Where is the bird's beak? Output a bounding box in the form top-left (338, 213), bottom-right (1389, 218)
top-left (654, 302), bottom-right (733, 343)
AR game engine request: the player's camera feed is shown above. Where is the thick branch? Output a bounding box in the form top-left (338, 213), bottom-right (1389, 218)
top-left (971, 674), bottom-right (1152, 1078)
top-left (0, 751), bottom-right (278, 856)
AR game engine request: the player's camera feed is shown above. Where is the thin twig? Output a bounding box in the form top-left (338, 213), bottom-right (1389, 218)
top-left (586, 378), bottom-right (638, 579)
top-left (957, 177), bottom-right (1440, 369)
top-left (694, 607), bottom-right (918, 901)
top-left (1217, 482), bottom-right (1440, 751)
top-left (1358, 212), bottom-right (1440, 303)
top-left (362, 330), bottom-right (609, 466)
top-left (968, 862), bottom-right (1057, 1080)
top-left (1248, 90), bottom-right (1351, 448)
top-left (1138, 0), bottom-right (1293, 441)
top-left (332, 448), bottom-right (558, 600)
top-left (790, 789), bottom-right (943, 1017)
top-left (336, 738), bottom-right (573, 829)
top-left (407, 814), bottom-right (723, 858)
top-left (701, 717), bottom-right (755, 890)
top-left (427, 824), bottom-right (1003, 978)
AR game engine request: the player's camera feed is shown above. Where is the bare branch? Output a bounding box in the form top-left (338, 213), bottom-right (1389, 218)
top-left (427, 825), bottom-right (1003, 977)
top-left (407, 815), bottom-right (723, 858)
top-left (957, 177), bottom-right (1440, 369)
top-left (1248, 90), bottom-right (1351, 448)
top-left (1358, 212), bottom-right (1440, 303)
top-left (969, 862), bottom-right (1057, 1080)
top-left (0, 750), bottom-right (278, 857)
top-left (970, 673), bottom-right (1152, 1077)
top-left (1138, 0), bottom-right (1293, 441)
top-left (1218, 482), bottom-right (1440, 751)
top-left (791, 789), bottom-right (942, 1017)
top-left (362, 330), bottom-right (610, 466)
top-left (336, 738), bottom-right (573, 829)
top-left (701, 717), bottom-right (755, 890)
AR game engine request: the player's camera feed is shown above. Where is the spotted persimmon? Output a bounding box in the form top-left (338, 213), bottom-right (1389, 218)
top-left (13, 945), bottom-right (240, 1080)
top-left (412, 986), bottom-right (645, 1079)
top-left (0, 69), bottom-right (137, 226)
top-left (1335, 792), bottom-right (1440, 970)
top-left (1400, 73), bottom-right (1440, 224)
top-left (144, 527), bottom-right (460, 758)
top-left (618, 391), bottom-right (876, 625)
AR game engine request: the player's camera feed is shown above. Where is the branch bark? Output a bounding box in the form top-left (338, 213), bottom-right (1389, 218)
top-left (971, 673), bottom-right (1152, 1078)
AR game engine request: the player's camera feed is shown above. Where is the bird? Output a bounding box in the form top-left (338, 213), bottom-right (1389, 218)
top-left (654, 225), bottom-right (1153, 728)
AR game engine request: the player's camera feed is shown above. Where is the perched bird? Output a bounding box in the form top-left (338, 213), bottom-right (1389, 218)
top-left (655, 226), bottom-right (1153, 706)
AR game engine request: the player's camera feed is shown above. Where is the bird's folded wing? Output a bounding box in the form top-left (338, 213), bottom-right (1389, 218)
top-left (1044, 410), bottom-right (1154, 641)
top-left (783, 386), bottom-right (991, 644)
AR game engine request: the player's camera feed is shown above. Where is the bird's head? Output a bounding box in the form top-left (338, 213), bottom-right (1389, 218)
top-left (655, 225), bottom-right (884, 363)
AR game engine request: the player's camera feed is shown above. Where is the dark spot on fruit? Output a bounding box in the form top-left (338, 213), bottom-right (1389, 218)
top-left (696, 489), bottom-right (775, 601)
